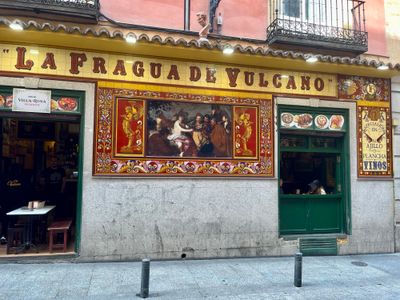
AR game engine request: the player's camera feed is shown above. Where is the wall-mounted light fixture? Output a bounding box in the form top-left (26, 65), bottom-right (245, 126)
top-left (125, 34), bottom-right (137, 44)
top-left (222, 45), bottom-right (234, 55)
top-left (377, 64), bottom-right (389, 71)
top-left (305, 55), bottom-right (318, 63)
top-left (9, 22), bottom-right (23, 31)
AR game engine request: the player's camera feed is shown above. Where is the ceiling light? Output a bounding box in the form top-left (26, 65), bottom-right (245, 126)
top-left (222, 46), bottom-right (234, 55)
top-left (125, 34), bottom-right (137, 44)
top-left (306, 56), bottom-right (318, 63)
top-left (377, 64), bottom-right (389, 71)
top-left (9, 22), bottom-right (23, 31)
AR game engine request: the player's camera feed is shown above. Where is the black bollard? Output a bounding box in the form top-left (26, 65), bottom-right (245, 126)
top-left (137, 258), bottom-right (151, 298)
top-left (294, 252), bottom-right (302, 287)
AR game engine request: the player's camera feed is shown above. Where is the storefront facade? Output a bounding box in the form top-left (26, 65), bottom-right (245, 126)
top-left (0, 0), bottom-right (400, 259)
top-left (0, 38), bottom-right (397, 259)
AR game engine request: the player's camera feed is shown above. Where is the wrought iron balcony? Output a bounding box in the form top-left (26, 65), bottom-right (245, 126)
top-left (267, 0), bottom-right (368, 54)
top-left (0, 0), bottom-right (99, 22)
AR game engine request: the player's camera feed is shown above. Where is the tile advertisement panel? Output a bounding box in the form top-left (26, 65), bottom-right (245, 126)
top-left (94, 86), bottom-right (274, 177)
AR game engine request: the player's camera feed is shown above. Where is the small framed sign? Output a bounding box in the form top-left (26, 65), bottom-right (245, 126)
top-left (12, 88), bottom-right (51, 114)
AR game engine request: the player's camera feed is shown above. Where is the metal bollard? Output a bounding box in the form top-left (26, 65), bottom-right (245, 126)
top-left (294, 252), bottom-right (302, 287)
top-left (137, 258), bottom-right (151, 298)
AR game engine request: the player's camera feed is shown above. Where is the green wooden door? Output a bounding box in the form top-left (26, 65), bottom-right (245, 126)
top-left (278, 106), bottom-right (349, 235)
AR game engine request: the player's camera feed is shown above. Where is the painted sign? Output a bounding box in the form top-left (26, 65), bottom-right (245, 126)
top-left (12, 88), bottom-right (51, 113)
top-left (338, 75), bottom-right (390, 101)
top-left (0, 44), bottom-right (337, 97)
top-left (94, 87), bottom-right (273, 177)
top-left (358, 105), bottom-right (392, 177)
top-left (280, 112), bottom-right (345, 131)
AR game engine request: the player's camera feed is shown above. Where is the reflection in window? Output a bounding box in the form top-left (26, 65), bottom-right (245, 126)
top-left (311, 137), bottom-right (336, 148)
top-left (280, 136), bottom-right (306, 148)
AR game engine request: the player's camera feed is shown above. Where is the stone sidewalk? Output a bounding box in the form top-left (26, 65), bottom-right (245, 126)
top-left (1, 253), bottom-right (400, 299)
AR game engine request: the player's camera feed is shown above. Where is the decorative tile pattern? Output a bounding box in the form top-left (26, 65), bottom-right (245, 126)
top-left (94, 88), bottom-right (274, 177)
top-left (338, 76), bottom-right (390, 102)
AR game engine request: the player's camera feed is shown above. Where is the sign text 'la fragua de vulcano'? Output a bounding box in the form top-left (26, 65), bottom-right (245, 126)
top-left (0, 45), bottom-right (337, 97)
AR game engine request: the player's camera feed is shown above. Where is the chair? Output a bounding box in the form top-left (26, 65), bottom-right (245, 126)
top-left (47, 220), bottom-right (72, 253)
top-left (6, 227), bottom-right (24, 254)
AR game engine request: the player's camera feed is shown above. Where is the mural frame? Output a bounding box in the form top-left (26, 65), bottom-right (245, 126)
top-left (93, 87), bottom-right (274, 177)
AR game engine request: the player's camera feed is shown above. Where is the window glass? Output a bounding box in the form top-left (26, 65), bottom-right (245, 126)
top-left (311, 137), bottom-right (336, 149)
top-left (280, 152), bottom-right (337, 195)
top-left (280, 135), bottom-right (306, 148)
top-left (283, 0), bottom-right (301, 18)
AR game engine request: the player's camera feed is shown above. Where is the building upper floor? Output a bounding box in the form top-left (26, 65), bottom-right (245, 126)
top-left (0, 0), bottom-right (399, 72)
top-left (0, 0), bottom-right (390, 56)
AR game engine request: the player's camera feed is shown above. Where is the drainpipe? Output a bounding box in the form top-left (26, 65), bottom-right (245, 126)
top-left (184, 0), bottom-right (190, 31)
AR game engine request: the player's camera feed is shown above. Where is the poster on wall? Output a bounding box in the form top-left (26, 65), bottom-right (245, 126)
top-left (358, 105), bottom-right (392, 177)
top-left (12, 88), bottom-right (51, 113)
top-left (95, 88), bottom-right (274, 177)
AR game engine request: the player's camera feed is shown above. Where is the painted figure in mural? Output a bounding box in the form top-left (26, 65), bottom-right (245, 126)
top-left (148, 127), bottom-right (179, 157)
top-left (196, 11), bottom-right (210, 41)
top-left (168, 111), bottom-right (195, 157)
top-left (222, 112), bottom-right (232, 156)
top-left (121, 104), bottom-right (142, 152)
top-left (198, 114), bottom-right (214, 156)
top-left (192, 113), bottom-right (205, 150)
top-left (211, 104), bottom-right (223, 123)
top-left (210, 117), bottom-right (228, 157)
top-left (209, 0), bottom-right (222, 33)
top-left (238, 112), bottom-right (253, 156)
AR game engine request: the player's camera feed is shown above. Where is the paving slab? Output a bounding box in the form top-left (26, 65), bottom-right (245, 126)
top-left (0, 253), bottom-right (400, 299)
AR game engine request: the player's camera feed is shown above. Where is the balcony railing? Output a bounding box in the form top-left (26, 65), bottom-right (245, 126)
top-left (267, 0), bottom-right (368, 54)
top-left (0, 0), bottom-right (99, 22)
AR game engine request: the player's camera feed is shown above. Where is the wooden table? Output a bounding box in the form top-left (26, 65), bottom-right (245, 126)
top-left (7, 206), bottom-right (56, 253)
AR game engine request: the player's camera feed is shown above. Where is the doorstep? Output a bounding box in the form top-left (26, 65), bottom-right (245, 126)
top-left (281, 233), bottom-right (348, 241)
top-left (0, 251), bottom-right (77, 263)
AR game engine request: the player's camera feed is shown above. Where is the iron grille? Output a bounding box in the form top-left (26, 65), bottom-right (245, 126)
top-left (0, 0), bottom-right (99, 20)
top-left (267, 0), bottom-right (368, 53)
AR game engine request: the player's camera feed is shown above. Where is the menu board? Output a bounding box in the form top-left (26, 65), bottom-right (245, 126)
top-left (280, 112), bottom-right (345, 131)
top-left (358, 106), bottom-right (392, 177)
top-left (0, 92), bottom-right (80, 114)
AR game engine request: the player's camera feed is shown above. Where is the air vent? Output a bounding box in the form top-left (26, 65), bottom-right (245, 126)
top-left (299, 238), bottom-right (338, 256)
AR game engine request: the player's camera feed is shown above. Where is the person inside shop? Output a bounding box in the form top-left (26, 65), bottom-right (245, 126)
top-left (307, 179), bottom-right (326, 195)
top-left (279, 178), bottom-right (284, 194)
top-left (43, 156), bottom-right (66, 206)
top-left (0, 163), bottom-right (29, 244)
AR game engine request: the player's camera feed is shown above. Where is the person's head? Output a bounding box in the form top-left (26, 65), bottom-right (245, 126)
top-left (280, 178), bottom-right (283, 187)
top-left (210, 117), bottom-right (217, 126)
top-left (50, 157), bottom-right (58, 169)
top-left (195, 113), bottom-right (203, 122)
top-left (308, 179), bottom-right (321, 194)
top-left (177, 111), bottom-right (186, 122)
top-left (204, 114), bottom-right (210, 123)
top-left (222, 114), bottom-right (228, 122)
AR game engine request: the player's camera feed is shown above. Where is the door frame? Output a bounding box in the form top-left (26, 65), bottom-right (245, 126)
top-left (277, 103), bottom-right (351, 236)
top-left (0, 85), bottom-right (85, 253)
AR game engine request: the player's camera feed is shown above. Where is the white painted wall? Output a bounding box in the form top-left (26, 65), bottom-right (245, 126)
top-left (392, 76), bottom-right (400, 252)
